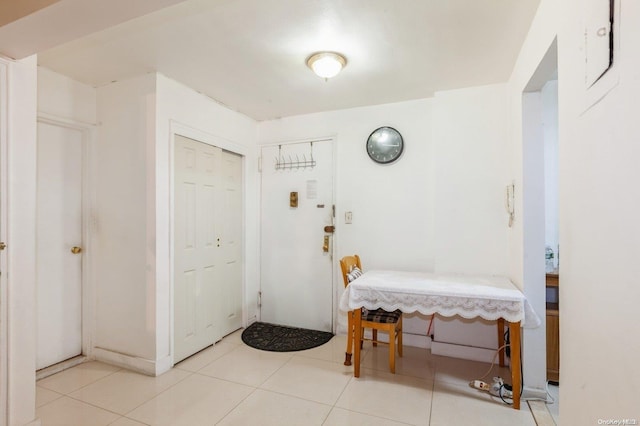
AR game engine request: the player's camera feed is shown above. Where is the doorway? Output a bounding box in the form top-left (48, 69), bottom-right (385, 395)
top-left (521, 39), bottom-right (559, 414)
top-left (35, 118), bottom-right (88, 371)
top-left (259, 139), bottom-right (335, 332)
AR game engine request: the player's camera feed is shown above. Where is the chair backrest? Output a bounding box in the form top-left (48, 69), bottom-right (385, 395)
top-left (339, 254), bottom-right (362, 288)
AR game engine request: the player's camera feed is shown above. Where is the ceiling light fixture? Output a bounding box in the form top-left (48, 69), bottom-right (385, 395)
top-left (306, 52), bottom-right (347, 80)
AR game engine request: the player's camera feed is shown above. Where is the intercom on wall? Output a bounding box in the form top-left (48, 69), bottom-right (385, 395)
top-left (505, 183), bottom-right (515, 227)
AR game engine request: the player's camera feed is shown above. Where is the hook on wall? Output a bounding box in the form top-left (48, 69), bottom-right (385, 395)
top-left (275, 142), bottom-right (317, 171)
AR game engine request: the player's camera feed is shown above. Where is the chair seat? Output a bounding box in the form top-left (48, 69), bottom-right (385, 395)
top-left (362, 308), bottom-right (402, 324)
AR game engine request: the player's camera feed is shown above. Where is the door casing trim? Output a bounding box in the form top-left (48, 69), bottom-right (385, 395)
top-left (36, 113), bottom-right (96, 365)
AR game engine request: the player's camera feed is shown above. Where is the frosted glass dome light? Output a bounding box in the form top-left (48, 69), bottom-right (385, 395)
top-left (306, 52), bottom-right (347, 80)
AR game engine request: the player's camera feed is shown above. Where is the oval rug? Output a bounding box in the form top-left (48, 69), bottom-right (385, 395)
top-left (241, 322), bottom-right (334, 352)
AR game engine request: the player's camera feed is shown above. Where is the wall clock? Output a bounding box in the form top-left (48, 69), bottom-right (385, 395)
top-left (366, 126), bottom-right (404, 164)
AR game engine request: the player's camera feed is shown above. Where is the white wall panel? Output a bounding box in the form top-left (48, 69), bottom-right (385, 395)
top-left (38, 67), bottom-right (96, 124)
top-left (2, 54), bottom-right (38, 426)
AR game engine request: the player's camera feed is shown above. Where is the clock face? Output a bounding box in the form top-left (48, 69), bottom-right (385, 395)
top-left (366, 126), bottom-right (404, 164)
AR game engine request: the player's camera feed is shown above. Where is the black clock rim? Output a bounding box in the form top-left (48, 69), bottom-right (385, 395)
top-left (366, 126), bottom-right (404, 164)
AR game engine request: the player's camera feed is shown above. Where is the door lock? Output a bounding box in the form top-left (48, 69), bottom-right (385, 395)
top-left (0, 242), bottom-right (5, 250)
top-left (322, 236), bottom-right (330, 253)
top-left (71, 246), bottom-right (82, 254)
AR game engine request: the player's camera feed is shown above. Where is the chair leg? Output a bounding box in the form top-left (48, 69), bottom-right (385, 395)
top-left (389, 327), bottom-right (396, 374)
top-left (344, 311), bottom-right (353, 366)
top-left (398, 317), bottom-right (403, 357)
top-left (372, 329), bottom-right (378, 347)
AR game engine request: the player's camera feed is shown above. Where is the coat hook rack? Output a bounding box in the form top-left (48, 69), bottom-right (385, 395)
top-left (275, 142), bottom-right (317, 171)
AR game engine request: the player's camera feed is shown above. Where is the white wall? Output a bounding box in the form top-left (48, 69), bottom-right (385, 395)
top-left (1, 55), bottom-right (38, 426)
top-left (37, 67), bottom-right (97, 124)
top-left (506, 0), bottom-right (559, 400)
top-left (154, 74), bottom-right (258, 368)
top-left (510, 0), bottom-right (640, 421)
top-left (259, 99), bottom-right (435, 272)
top-left (93, 74), bottom-right (158, 368)
top-left (557, 0), bottom-right (640, 422)
top-left (542, 80), bottom-right (559, 268)
top-left (520, 89), bottom-right (547, 395)
top-left (258, 91), bottom-right (510, 347)
top-left (433, 84), bottom-right (510, 275)
top-left (36, 70), bottom-right (258, 377)
top-left (259, 99), bottom-right (435, 339)
top-left (430, 84), bottom-right (512, 361)
top-left (36, 65), bottom-right (260, 415)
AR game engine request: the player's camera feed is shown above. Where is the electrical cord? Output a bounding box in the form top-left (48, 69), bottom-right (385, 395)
top-left (474, 343), bottom-right (510, 382)
top-left (472, 327), bottom-right (557, 406)
top-left (498, 384), bottom-right (513, 405)
top-left (426, 314), bottom-right (434, 338)
top-left (470, 334), bottom-right (515, 406)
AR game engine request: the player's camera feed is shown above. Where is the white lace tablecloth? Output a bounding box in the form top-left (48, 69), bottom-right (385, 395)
top-left (339, 270), bottom-right (540, 328)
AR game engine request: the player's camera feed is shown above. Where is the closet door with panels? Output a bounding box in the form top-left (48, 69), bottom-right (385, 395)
top-left (173, 135), bottom-right (243, 363)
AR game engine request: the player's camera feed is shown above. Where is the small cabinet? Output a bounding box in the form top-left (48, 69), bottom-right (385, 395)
top-left (546, 271), bottom-right (559, 383)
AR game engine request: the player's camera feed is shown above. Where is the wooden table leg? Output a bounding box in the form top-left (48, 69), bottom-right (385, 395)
top-left (497, 318), bottom-right (505, 367)
top-left (354, 308), bottom-right (362, 377)
top-left (509, 321), bottom-right (521, 410)
top-left (344, 311), bottom-right (353, 366)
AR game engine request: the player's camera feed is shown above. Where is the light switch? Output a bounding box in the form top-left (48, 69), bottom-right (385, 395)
top-left (345, 211), bottom-right (353, 224)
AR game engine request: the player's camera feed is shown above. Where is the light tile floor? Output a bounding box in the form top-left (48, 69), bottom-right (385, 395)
top-left (36, 330), bottom-right (549, 425)
top-left (548, 384), bottom-right (559, 424)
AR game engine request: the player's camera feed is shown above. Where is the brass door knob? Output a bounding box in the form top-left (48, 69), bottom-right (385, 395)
top-left (71, 246), bottom-right (82, 254)
top-left (0, 242), bottom-right (6, 250)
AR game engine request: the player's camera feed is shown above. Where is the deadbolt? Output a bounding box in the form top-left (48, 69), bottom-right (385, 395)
top-left (322, 236), bottom-right (330, 253)
top-left (71, 246), bottom-right (82, 254)
top-left (0, 242), bottom-right (5, 250)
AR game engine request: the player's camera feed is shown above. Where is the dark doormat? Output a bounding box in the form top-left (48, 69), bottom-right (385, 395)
top-left (241, 322), bottom-right (334, 352)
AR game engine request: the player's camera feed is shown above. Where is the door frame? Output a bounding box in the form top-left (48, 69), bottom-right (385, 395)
top-left (168, 121), bottom-right (248, 366)
top-left (258, 136), bottom-right (337, 332)
top-left (0, 58), bottom-right (8, 426)
top-left (36, 113), bottom-right (95, 366)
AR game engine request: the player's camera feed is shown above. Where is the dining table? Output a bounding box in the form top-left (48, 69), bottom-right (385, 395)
top-left (339, 270), bottom-right (541, 410)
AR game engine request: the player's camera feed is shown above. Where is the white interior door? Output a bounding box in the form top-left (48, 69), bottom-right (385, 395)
top-left (36, 121), bottom-right (83, 370)
top-left (260, 140), bottom-right (334, 332)
top-left (219, 151), bottom-right (243, 336)
top-left (174, 135), bottom-right (221, 363)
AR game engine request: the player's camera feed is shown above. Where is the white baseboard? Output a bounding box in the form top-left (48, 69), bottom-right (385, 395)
top-left (431, 341), bottom-right (504, 364)
top-left (36, 356), bottom-right (87, 380)
top-left (522, 386), bottom-right (549, 401)
top-left (356, 331), bottom-right (431, 349)
top-left (403, 333), bottom-right (432, 349)
top-left (93, 348), bottom-right (171, 376)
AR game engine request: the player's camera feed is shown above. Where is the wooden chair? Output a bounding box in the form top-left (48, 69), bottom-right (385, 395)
top-left (340, 255), bottom-right (403, 373)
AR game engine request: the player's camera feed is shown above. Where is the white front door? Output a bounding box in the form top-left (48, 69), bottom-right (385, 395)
top-left (174, 135), bottom-right (221, 363)
top-left (36, 121), bottom-right (84, 370)
top-left (260, 140), bottom-right (334, 332)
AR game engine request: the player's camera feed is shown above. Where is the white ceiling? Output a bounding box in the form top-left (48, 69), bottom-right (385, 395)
top-left (35, 0), bottom-right (540, 121)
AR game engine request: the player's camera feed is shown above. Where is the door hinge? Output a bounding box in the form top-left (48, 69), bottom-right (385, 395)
top-left (332, 205), bottom-right (335, 218)
top-left (258, 291), bottom-right (262, 308)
